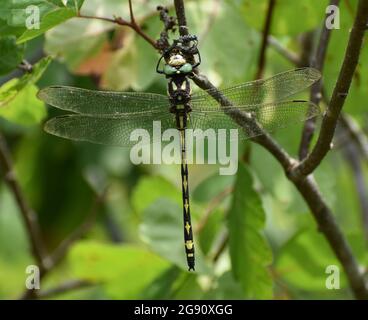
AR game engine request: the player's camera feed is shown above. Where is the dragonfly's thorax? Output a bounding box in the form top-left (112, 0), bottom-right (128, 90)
top-left (168, 75), bottom-right (192, 111)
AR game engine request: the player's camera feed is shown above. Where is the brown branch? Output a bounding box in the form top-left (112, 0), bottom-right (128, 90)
top-left (37, 280), bottom-right (94, 299)
top-left (77, 13), bottom-right (158, 50)
top-left (294, 0), bottom-right (368, 176)
top-left (255, 0), bottom-right (276, 79)
top-left (128, 0), bottom-right (135, 25)
top-left (0, 133), bottom-right (48, 269)
top-left (174, 0), bottom-right (189, 36)
top-left (298, 0), bottom-right (340, 160)
top-left (298, 30), bottom-right (315, 67)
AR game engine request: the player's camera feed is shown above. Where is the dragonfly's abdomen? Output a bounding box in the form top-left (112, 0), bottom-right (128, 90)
top-left (176, 113), bottom-right (195, 271)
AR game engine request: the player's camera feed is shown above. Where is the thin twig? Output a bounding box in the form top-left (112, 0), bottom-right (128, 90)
top-left (212, 231), bottom-right (229, 263)
top-left (298, 0), bottom-right (340, 160)
top-left (0, 133), bottom-right (49, 270)
top-left (128, 0), bottom-right (135, 24)
top-left (340, 114), bottom-right (368, 164)
top-left (37, 280), bottom-right (94, 299)
top-left (267, 35), bottom-right (301, 65)
top-left (298, 30), bottom-right (315, 67)
top-left (77, 13), bottom-right (158, 49)
top-left (195, 187), bottom-right (233, 233)
top-left (294, 0), bottom-right (368, 176)
top-left (255, 0), bottom-right (276, 79)
top-left (339, 128), bottom-right (368, 241)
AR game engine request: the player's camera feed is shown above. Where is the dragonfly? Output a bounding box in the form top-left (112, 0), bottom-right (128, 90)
top-left (38, 35), bottom-right (321, 271)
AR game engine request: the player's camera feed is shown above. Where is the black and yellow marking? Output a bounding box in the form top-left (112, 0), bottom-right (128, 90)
top-left (176, 113), bottom-right (195, 271)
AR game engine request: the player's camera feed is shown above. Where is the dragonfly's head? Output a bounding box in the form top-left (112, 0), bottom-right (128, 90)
top-left (162, 51), bottom-right (193, 77)
top-left (156, 34), bottom-right (201, 76)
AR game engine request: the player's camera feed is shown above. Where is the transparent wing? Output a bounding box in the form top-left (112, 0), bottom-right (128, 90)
top-left (189, 100), bottom-right (321, 141)
top-left (44, 111), bottom-right (177, 147)
top-left (190, 68), bottom-right (321, 107)
top-left (38, 86), bottom-right (170, 115)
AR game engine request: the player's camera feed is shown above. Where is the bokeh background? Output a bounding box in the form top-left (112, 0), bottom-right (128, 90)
top-left (0, 0), bottom-right (367, 299)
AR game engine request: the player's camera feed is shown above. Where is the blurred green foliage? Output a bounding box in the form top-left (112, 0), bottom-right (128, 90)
top-left (0, 0), bottom-right (367, 300)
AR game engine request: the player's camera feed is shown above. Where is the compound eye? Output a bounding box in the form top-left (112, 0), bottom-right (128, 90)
top-left (163, 64), bottom-right (177, 75)
top-left (179, 63), bottom-right (193, 74)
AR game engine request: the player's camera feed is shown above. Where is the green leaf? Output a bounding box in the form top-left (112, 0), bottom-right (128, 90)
top-left (192, 173), bottom-right (234, 203)
top-left (141, 266), bottom-right (204, 299)
top-left (203, 271), bottom-right (246, 299)
top-left (275, 230), bottom-right (367, 292)
top-left (169, 272), bottom-right (204, 299)
top-left (0, 83), bottom-right (46, 125)
top-left (139, 198), bottom-right (210, 274)
top-left (103, 14), bottom-right (162, 91)
top-left (0, 56), bottom-right (51, 108)
top-left (141, 266), bottom-right (182, 299)
top-left (0, 1), bottom-right (84, 41)
top-left (187, 0), bottom-right (260, 85)
top-left (0, 188), bottom-right (33, 298)
top-left (0, 19), bottom-right (24, 37)
top-left (198, 208), bottom-right (224, 255)
top-left (0, 1), bottom-right (55, 24)
top-left (69, 240), bottom-right (169, 299)
top-left (131, 176), bottom-right (181, 214)
top-left (240, 0), bottom-right (329, 36)
top-left (17, 8), bottom-right (76, 44)
top-left (102, 34), bottom-right (138, 90)
top-left (276, 230), bottom-right (342, 291)
top-left (44, 16), bottom-right (107, 71)
top-left (228, 163), bottom-right (273, 299)
top-left (44, 0), bottom-right (165, 83)
top-left (0, 36), bottom-right (25, 75)
top-left (324, 0), bottom-right (368, 119)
